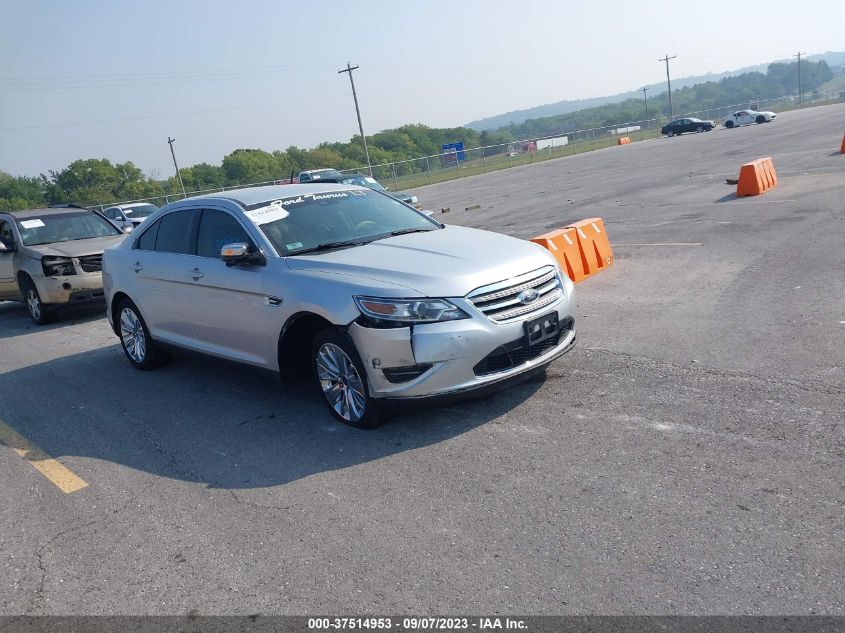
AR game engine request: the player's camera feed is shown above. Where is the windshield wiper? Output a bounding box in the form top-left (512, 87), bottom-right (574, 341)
top-left (288, 239), bottom-right (371, 256)
top-left (388, 227), bottom-right (437, 236)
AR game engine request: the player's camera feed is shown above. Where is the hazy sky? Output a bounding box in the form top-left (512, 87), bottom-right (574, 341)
top-left (1, 0), bottom-right (842, 177)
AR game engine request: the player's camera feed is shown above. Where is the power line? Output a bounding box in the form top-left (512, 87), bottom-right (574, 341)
top-left (0, 97), bottom-right (331, 132)
top-left (659, 53), bottom-right (677, 119)
top-left (338, 62), bottom-right (372, 177)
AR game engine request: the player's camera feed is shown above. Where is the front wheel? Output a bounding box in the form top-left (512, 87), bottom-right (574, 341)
top-left (696, 126), bottom-right (704, 133)
top-left (756, 115), bottom-right (766, 124)
top-left (312, 327), bottom-right (383, 429)
top-left (667, 130), bottom-right (674, 137)
top-left (725, 120), bottom-right (735, 129)
top-left (117, 298), bottom-right (165, 370)
top-left (20, 277), bottom-right (56, 325)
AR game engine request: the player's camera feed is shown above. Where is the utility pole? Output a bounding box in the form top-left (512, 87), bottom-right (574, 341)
top-left (659, 53), bottom-right (677, 119)
top-left (167, 137), bottom-right (187, 198)
top-left (641, 86), bottom-right (649, 117)
top-left (338, 62), bottom-right (372, 176)
top-left (794, 51), bottom-right (803, 106)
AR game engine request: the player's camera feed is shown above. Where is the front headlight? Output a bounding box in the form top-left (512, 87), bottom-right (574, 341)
top-left (355, 296), bottom-right (469, 324)
top-left (42, 256), bottom-right (76, 276)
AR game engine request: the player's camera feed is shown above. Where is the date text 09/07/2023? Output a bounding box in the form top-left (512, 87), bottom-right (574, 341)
top-left (307, 617), bottom-right (528, 630)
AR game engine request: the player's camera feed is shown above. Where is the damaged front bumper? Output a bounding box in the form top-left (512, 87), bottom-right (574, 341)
top-left (35, 272), bottom-right (105, 307)
top-left (348, 290), bottom-right (576, 400)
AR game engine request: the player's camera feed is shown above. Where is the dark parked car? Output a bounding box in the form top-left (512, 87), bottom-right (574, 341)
top-left (661, 117), bottom-right (714, 136)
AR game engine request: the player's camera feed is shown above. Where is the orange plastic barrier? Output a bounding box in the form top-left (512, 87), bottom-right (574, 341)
top-left (616, 137), bottom-right (632, 145)
top-left (736, 157), bottom-right (777, 196)
top-left (530, 228), bottom-right (587, 283)
top-left (567, 218), bottom-right (614, 281)
top-left (840, 133), bottom-right (845, 154)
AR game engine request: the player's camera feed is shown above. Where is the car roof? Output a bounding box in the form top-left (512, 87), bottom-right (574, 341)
top-left (111, 202), bottom-right (157, 209)
top-left (180, 183), bottom-right (368, 208)
top-left (8, 207), bottom-right (95, 219)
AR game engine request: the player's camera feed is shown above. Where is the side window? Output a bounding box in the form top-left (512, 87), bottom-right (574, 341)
top-left (104, 208), bottom-right (118, 220)
top-left (0, 220), bottom-right (14, 248)
top-left (134, 218), bottom-right (161, 251)
top-left (195, 209), bottom-right (252, 258)
top-left (154, 210), bottom-right (194, 254)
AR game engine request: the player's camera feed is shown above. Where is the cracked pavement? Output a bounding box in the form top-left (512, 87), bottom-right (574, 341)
top-left (0, 104), bottom-right (843, 615)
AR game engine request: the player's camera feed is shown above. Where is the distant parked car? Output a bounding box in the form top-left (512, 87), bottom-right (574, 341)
top-left (336, 173), bottom-right (419, 207)
top-left (0, 207), bottom-right (127, 324)
top-left (661, 117), bottom-right (714, 136)
top-left (297, 168), bottom-right (345, 183)
top-left (723, 110), bottom-right (777, 128)
top-left (102, 203), bottom-right (159, 230)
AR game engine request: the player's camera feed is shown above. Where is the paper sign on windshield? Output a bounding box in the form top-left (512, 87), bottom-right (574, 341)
top-left (245, 201), bottom-right (289, 225)
top-left (20, 219), bottom-right (45, 229)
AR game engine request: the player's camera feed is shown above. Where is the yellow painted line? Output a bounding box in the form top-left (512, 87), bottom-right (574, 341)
top-left (0, 419), bottom-right (88, 494)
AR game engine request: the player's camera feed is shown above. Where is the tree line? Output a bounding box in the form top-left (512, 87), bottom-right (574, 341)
top-left (1, 60), bottom-right (832, 211)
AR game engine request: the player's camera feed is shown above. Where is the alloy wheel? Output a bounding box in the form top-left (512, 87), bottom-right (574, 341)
top-left (120, 307), bottom-right (147, 363)
top-left (26, 289), bottom-right (41, 320)
top-left (316, 343), bottom-right (367, 422)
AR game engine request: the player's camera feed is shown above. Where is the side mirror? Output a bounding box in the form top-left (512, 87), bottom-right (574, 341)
top-left (0, 241), bottom-right (12, 253)
top-left (221, 242), bottom-right (265, 267)
top-left (123, 225), bottom-right (134, 234)
top-left (421, 209), bottom-right (434, 218)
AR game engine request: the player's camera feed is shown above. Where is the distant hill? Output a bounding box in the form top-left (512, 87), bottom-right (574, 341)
top-left (465, 51), bottom-right (845, 131)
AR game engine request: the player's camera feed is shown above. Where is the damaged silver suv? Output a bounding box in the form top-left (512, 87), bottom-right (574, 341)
top-left (103, 184), bottom-right (576, 427)
top-left (0, 207), bottom-right (127, 324)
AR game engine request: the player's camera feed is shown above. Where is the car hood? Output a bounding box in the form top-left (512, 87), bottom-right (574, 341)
top-left (24, 234), bottom-right (126, 258)
top-left (284, 225), bottom-right (557, 297)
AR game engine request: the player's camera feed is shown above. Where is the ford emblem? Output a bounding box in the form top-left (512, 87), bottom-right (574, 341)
top-left (517, 288), bottom-right (540, 304)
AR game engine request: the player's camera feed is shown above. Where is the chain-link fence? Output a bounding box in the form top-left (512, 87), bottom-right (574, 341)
top-left (97, 89), bottom-right (845, 209)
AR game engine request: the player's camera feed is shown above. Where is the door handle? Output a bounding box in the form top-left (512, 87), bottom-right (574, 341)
top-left (190, 268), bottom-right (204, 281)
top-left (132, 262), bottom-right (143, 273)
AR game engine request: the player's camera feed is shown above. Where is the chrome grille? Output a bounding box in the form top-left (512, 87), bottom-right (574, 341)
top-left (77, 254), bottom-right (103, 273)
top-left (468, 267), bottom-right (563, 322)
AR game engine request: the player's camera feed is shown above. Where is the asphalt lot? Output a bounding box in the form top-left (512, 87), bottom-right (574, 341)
top-left (1, 104), bottom-right (843, 615)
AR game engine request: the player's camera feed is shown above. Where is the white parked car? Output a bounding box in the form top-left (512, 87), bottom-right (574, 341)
top-left (723, 109), bottom-right (777, 128)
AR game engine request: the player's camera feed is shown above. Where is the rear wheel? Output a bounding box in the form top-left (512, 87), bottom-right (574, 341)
top-left (312, 327), bottom-right (383, 429)
top-left (117, 298), bottom-right (165, 370)
top-left (19, 277), bottom-right (56, 325)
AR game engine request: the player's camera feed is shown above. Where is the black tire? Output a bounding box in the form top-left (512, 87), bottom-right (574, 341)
top-left (311, 327), bottom-right (384, 429)
top-left (667, 130), bottom-right (674, 137)
top-left (725, 120), bottom-right (735, 129)
top-left (19, 276), bottom-right (57, 325)
top-left (696, 126), bottom-right (704, 133)
top-left (756, 115), bottom-right (766, 124)
top-left (116, 298), bottom-right (165, 370)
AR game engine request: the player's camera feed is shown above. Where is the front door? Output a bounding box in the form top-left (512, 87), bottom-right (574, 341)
top-left (0, 219), bottom-right (20, 299)
top-left (179, 208), bottom-right (281, 368)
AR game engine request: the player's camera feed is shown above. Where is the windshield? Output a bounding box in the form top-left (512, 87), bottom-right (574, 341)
top-left (339, 175), bottom-right (387, 191)
top-left (16, 211), bottom-right (122, 246)
top-left (123, 204), bottom-right (158, 217)
top-left (243, 189), bottom-right (438, 256)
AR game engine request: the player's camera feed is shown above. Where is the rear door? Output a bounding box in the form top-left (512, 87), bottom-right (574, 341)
top-left (129, 208), bottom-right (199, 346)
